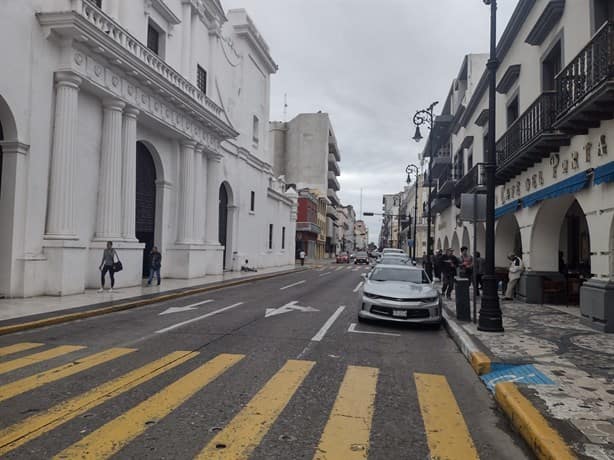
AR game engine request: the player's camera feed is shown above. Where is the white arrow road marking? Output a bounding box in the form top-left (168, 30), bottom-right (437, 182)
top-left (158, 299), bottom-right (213, 316)
top-left (319, 271), bottom-right (333, 277)
top-left (265, 301), bottom-right (319, 318)
top-left (353, 281), bottom-right (364, 293)
top-left (348, 323), bottom-right (400, 337)
top-left (311, 306), bottom-right (345, 342)
top-left (155, 302), bottom-right (244, 334)
top-left (279, 280), bottom-right (306, 291)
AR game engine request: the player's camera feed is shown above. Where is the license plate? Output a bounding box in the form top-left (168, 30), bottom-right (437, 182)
top-left (393, 310), bottom-right (407, 318)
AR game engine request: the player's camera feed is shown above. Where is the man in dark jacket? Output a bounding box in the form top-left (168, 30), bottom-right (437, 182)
top-left (433, 249), bottom-right (443, 281)
top-left (147, 246), bottom-right (162, 286)
top-left (441, 248), bottom-right (459, 299)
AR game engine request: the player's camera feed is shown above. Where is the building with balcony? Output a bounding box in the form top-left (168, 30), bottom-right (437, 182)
top-left (295, 189), bottom-right (320, 260)
top-left (0, 0), bottom-right (298, 297)
top-left (354, 220), bottom-right (368, 251)
top-left (399, 175), bottom-right (429, 259)
top-left (425, 0), bottom-right (614, 331)
top-left (379, 193), bottom-right (401, 249)
top-left (337, 205), bottom-right (356, 253)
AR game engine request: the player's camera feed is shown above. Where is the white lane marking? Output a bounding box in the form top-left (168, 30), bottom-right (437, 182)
top-left (335, 266), bottom-right (344, 271)
top-left (158, 299), bottom-right (213, 316)
top-left (319, 271), bottom-right (333, 277)
top-left (348, 323), bottom-right (400, 336)
top-left (352, 268), bottom-right (359, 272)
top-left (353, 281), bottom-right (364, 293)
top-left (311, 306), bottom-right (346, 342)
top-left (265, 301), bottom-right (319, 317)
top-left (346, 266), bottom-right (353, 270)
top-left (280, 280), bottom-right (306, 291)
top-left (155, 302), bottom-right (244, 334)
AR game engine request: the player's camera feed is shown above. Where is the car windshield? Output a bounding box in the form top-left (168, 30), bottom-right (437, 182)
top-left (369, 267), bottom-right (429, 283)
top-left (379, 257), bottom-right (408, 264)
top-left (356, 252), bottom-right (367, 257)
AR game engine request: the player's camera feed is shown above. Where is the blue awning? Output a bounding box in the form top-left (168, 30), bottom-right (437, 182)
top-left (495, 200), bottom-right (520, 220)
top-left (594, 161), bottom-right (614, 186)
top-left (522, 171), bottom-right (589, 208)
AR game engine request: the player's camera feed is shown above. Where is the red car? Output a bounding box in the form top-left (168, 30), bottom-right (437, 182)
top-left (336, 252), bottom-right (350, 263)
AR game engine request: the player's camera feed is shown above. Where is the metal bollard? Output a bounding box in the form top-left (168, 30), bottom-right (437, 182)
top-left (455, 277), bottom-right (471, 321)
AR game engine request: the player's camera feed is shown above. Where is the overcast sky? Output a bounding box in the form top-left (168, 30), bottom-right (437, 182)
top-left (223, 0), bottom-right (517, 243)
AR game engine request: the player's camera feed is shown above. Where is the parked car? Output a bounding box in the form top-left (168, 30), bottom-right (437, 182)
top-left (382, 248), bottom-right (406, 256)
top-left (336, 252), bottom-right (350, 263)
top-left (354, 252), bottom-right (369, 264)
top-left (358, 264), bottom-right (442, 326)
top-left (377, 254), bottom-right (410, 265)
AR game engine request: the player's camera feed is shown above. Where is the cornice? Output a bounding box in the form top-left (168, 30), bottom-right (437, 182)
top-left (146, 0), bottom-right (181, 25)
top-left (526, 0), bottom-right (565, 46)
top-left (267, 187), bottom-right (294, 206)
top-left (496, 64), bottom-right (521, 94)
top-left (229, 11), bottom-right (278, 74)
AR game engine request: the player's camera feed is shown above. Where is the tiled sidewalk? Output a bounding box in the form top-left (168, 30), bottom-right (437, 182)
top-left (444, 292), bottom-right (614, 459)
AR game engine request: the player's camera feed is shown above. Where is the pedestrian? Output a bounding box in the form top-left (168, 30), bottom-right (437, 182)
top-left (98, 241), bottom-right (119, 292)
top-left (434, 249), bottom-right (443, 281)
top-left (503, 252), bottom-right (524, 300)
top-left (299, 249), bottom-right (306, 266)
top-left (459, 246), bottom-right (473, 280)
top-left (440, 248), bottom-right (458, 299)
top-left (474, 251), bottom-right (484, 296)
top-left (147, 246), bottom-right (162, 286)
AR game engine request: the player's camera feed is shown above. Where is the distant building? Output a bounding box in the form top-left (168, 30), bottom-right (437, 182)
top-left (354, 220), bottom-right (368, 251)
top-left (296, 189), bottom-right (320, 260)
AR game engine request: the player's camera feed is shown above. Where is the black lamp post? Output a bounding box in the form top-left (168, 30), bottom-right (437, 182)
top-left (412, 101), bottom-right (438, 280)
top-left (479, 0), bottom-right (504, 332)
top-left (406, 164), bottom-right (420, 260)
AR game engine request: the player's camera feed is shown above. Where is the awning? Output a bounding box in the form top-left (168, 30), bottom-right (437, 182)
top-left (522, 171), bottom-right (589, 208)
top-left (594, 161), bottom-right (614, 186)
top-left (495, 200), bottom-right (520, 220)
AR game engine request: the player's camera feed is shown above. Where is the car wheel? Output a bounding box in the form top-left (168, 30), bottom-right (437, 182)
top-left (357, 315), bottom-right (367, 324)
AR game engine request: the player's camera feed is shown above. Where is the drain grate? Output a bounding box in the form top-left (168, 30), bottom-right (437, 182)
top-left (480, 363), bottom-right (554, 392)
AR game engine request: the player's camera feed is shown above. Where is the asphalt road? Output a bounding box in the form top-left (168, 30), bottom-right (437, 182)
top-left (0, 263), bottom-right (531, 459)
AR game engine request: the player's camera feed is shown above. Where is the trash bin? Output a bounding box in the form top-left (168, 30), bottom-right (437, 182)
top-left (455, 277), bottom-right (470, 321)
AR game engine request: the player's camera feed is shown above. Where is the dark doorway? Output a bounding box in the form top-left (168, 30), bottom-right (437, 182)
top-left (542, 41), bottom-right (562, 91)
top-left (219, 184), bottom-right (229, 269)
top-left (136, 142), bottom-right (157, 277)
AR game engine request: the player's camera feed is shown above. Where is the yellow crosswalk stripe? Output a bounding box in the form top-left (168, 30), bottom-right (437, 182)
top-left (0, 347), bottom-right (135, 403)
top-left (0, 345), bottom-right (85, 375)
top-left (197, 359), bottom-right (315, 460)
top-left (314, 365), bottom-right (378, 460)
top-left (0, 342), bottom-right (44, 357)
top-left (54, 353), bottom-right (244, 460)
top-left (414, 373), bottom-right (478, 460)
top-left (0, 350), bottom-right (198, 456)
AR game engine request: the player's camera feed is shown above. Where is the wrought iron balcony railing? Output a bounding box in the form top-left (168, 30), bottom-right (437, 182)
top-left (455, 163), bottom-right (486, 195)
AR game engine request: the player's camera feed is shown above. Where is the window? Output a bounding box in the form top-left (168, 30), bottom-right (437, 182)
top-left (467, 146), bottom-right (473, 171)
top-left (268, 224), bottom-right (274, 250)
top-left (252, 115), bottom-right (260, 145)
top-left (282, 227), bottom-right (286, 249)
top-left (594, 0), bottom-right (613, 32)
top-left (542, 41), bottom-right (562, 91)
top-left (197, 65), bottom-right (207, 94)
top-left (250, 191), bottom-right (255, 212)
top-left (147, 22), bottom-right (160, 55)
top-left (94, 0), bottom-right (102, 7)
top-left (506, 95), bottom-right (519, 127)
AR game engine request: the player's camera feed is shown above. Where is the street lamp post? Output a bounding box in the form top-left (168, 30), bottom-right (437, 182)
top-left (479, 0), bottom-right (504, 332)
top-left (406, 164), bottom-right (420, 260)
top-left (412, 101), bottom-right (438, 280)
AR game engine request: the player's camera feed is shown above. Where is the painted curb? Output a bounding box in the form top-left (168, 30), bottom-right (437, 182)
top-left (0, 268), bottom-right (307, 336)
top-left (442, 311), bottom-right (576, 460)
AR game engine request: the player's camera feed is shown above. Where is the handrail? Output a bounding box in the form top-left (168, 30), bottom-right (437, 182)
top-left (456, 163), bottom-right (486, 193)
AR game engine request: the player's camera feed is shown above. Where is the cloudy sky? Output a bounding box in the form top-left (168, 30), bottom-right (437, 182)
top-left (223, 0), bottom-right (517, 242)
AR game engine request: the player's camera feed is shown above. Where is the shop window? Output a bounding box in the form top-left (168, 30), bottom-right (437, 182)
top-left (507, 95), bottom-right (519, 127)
top-left (250, 191), bottom-right (255, 212)
top-left (542, 41), bottom-right (562, 91)
top-left (196, 65), bottom-right (207, 94)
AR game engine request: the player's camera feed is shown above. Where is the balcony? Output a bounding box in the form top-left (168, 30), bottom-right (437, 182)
top-left (296, 222), bottom-right (321, 235)
top-left (495, 91), bottom-right (570, 183)
top-left (329, 136), bottom-right (341, 161)
top-left (555, 22), bottom-right (614, 133)
top-left (326, 205), bottom-right (337, 219)
top-left (431, 197), bottom-right (451, 214)
top-left (327, 171), bottom-right (340, 191)
top-left (430, 144), bottom-right (451, 178)
top-left (456, 163), bottom-right (486, 195)
top-left (327, 189), bottom-right (341, 207)
top-left (328, 153), bottom-right (340, 176)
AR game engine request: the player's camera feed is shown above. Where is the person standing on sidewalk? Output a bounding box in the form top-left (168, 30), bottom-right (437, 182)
top-left (98, 241), bottom-right (118, 292)
top-left (147, 246), bottom-right (162, 286)
top-left (459, 246), bottom-right (473, 280)
top-left (503, 252), bottom-right (524, 300)
top-left (441, 248), bottom-right (459, 299)
top-left (299, 249), bottom-right (306, 266)
top-left (433, 249), bottom-right (443, 281)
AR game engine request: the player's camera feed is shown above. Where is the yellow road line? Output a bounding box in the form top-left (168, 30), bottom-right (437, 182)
top-left (0, 342), bottom-right (44, 357)
top-left (0, 351), bottom-right (198, 456)
top-left (495, 382), bottom-right (576, 460)
top-left (0, 345), bottom-right (85, 375)
top-left (313, 365), bottom-right (378, 460)
top-left (414, 373), bottom-right (478, 460)
top-left (0, 347), bottom-right (135, 403)
top-left (54, 353), bottom-right (244, 460)
top-left (198, 359), bottom-right (315, 460)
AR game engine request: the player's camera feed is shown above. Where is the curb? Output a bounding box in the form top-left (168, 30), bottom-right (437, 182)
top-left (442, 311), bottom-right (576, 460)
top-left (0, 268), bottom-right (306, 336)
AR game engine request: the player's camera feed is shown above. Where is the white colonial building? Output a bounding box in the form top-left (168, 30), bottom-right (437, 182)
top-left (0, 0), bottom-right (297, 298)
top-left (427, 0), bottom-right (614, 331)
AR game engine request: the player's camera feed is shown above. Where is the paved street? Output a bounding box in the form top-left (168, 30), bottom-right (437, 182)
top-left (0, 265), bottom-right (529, 459)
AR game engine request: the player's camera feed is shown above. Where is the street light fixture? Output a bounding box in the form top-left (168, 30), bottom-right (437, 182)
top-left (412, 101), bottom-right (438, 280)
top-left (478, 0), bottom-right (504, 332)
top-left (406, 164), bottom-right (420, 260)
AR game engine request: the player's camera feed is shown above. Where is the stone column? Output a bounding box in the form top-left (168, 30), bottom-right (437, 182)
top-left (121, 107), bottom-right (139, 241)
top-left (205, 153), bottom-right (223, 244)
top-left (46, 72), bottom-right (82, 239)
top-left (180, 2), bottom-right (192, 76)
top-left (177, 141), bottom-right (197, 243)
top-left (95, 98), bottom-right (125, 240)
top-left (192, 144), bottom-right (205, 243)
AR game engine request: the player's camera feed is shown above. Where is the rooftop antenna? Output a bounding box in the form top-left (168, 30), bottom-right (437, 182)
top-left (283, 93), bottom-right (288, 122)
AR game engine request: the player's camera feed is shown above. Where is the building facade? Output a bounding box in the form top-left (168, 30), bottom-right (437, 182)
top-left (0, 0), bottom-right (297, 297)
top-left (427, 0), bottom-right (614, 331)
top-left (354, 220), bottom-right (368, 251)
top-left (337, 205), bottom-right (355, 253)
top-left (379, 193), bottom-right (401, 249)
top-left (295, 189), bottom-right (319, 260)
top-left (399, 175), bottom-right (428, 258)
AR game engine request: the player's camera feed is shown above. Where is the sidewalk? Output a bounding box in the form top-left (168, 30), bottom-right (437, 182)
top-left (442, 287), bottom-right (614, 460)
top-left (0, 264), bottom-right (299, 323)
